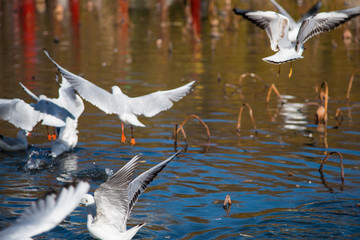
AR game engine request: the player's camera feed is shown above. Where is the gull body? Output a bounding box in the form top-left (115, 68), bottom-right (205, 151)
top-left (80, 150), bottom-right (181, 240)
top-left (233, 5), bottom-right (360, 64)
top-left (43, 50), bottom-right (195, 144)
top-left (0, 130), bottom-right (30, 151)
top-left (0, 181), bottom-right (90, 240)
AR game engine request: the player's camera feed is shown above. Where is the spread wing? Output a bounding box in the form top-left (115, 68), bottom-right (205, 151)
top-left (19, 83), bottom-right (39, 102)
top-left (270, 0), bottom-right (296, 27)
top-left (233, 9), bottom-right (290, 51)
top-left (298, 0), bottom-right (322, 23)
top-left (43, 49), bottom-right (116, 115)
top-left (0, 181), bottom-right (90, 240)
top-left (94, 154), bottom-right (142, 231)
top-left (0, 98), bottom-right (41, 131)
top-left (33, 99), bottom-right (75, 124)
top-left (54, 76), bottom-right (84, 119)
top-left (125, 81), bottom-right (195, 118)
top-left (127, 150), bottom-right (181, 216)
top-left (296, 6), bottom-right (360, 47)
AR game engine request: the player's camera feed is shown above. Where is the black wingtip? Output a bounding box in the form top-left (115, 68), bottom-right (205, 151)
top-left (233, 8), bottom-right (250, 16)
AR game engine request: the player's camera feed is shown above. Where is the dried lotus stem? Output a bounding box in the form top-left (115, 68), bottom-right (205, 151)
top-left (237, 103), bottom-right (257, 133)
top-left (266, 83), bottom-right (284, 104)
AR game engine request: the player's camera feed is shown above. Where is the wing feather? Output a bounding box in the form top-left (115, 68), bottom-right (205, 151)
top-left (127, 150), bottom-right (181, 216)
top-left (126, 81), bottom-right (195, 118)
top-left (233, 9), bottom-right (290, 51)
top-left (270, 0), bottom-right (296, 27)
top-left (94, 154), bottom-right (142, 231)
top-left (0, 98), bottom-right (41, 131)
top-left (43, 50), bottom-right (116, 115)
top-left (297, 6), bottom-right (360, 47)
top-left (19, 83), bottom-right (39, 102)
top-left (0, 181), bottom-right (90, 240)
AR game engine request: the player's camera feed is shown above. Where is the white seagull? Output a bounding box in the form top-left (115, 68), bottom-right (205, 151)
top-left (0, 181), bottom-right (90, 240)
top-left (80, 150), bottom-right (181, 240)
top-left (233, 5), bottom-right (360, 77)
top-left (43, 50), bottom-right (195, 145)
top-left (0, 129), bottom-right (30, 152)
top-left (20, 75), bottom-right (84, 157)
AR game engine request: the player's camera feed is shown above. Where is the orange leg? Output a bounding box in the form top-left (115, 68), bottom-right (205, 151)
top-left (52, 127), bottom-right (57, 140)
top-left (130, 126), bottom-right (136, 146)
top-left (47, 126), bottom-right (52, 141)
top-left (121, 123), bottom-right (126, 143)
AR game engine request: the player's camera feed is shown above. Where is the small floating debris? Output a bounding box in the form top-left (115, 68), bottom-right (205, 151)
top-left (223, 194), bottom-right (232, 215)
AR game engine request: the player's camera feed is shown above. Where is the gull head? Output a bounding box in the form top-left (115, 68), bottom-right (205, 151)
top-left (111, 86), bottom-right (122, 95)
top-left (18, 130), bottom-right (31, 138)
top-left (80, 194), bottom-right (95, 207)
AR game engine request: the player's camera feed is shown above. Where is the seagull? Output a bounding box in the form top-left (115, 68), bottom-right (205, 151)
top-left (43, 50), bottom-right (195, 145)
top-left (0, 181), bottom-right (90, 240)
top-left (20, 76), bottom-right (84, 157)
top-left (80, 150), bottom-right (181, 240)
top-left (233, 5), bottom-right (360, 77)
top-left (0, 129), bottom-right (31, 152)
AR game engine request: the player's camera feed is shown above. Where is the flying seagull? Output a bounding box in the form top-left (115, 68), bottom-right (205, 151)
top-left (0, 129), bottom-right (30, 152)
top-left (80, 150), bottom-right (181, 240)
top-left (0, 181), bottom-right (90, 240)
top-left (20, 75), bottom-right (84, 157)
top-left (43, 49), bottom-right (195, 145)
top-left (233, 5), bottom-right (360, 77)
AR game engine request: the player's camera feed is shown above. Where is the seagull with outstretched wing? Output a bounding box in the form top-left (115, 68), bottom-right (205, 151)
top-left (43, 50), bottom-right (195, 145)
top-left (80, 150), bottom-right (181, 240)
top-left (20, 75), bottom-right (84, 157)
top-left (233, 5), bottom-right (360, 77)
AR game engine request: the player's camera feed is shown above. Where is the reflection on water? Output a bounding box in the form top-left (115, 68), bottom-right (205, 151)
top-left (1, 0), bottom-right (360, 239)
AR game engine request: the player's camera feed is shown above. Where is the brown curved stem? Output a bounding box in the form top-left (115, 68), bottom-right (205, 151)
top-left (174, 115), bottom-right (210, 151)
top-left (346, 66), bottom-right (360, 102)
top-left (266, 83), bottom-right (283, 104)
top-left (319, 151), bottom-right (345, 191)
top-left (237, 103), bottom-right (257, 133)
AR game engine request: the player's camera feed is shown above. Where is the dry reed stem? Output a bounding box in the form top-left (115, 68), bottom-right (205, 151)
top-left (315, 82), bottom-right (328, 125)
top-left (266, 83), bottom-right (283, 104)
top-left (174, 115), bottom-right (211, 150)
top-left (223, 195), bottom-right (232, 207)
top-left (346, 66), bottom-right (360, 101)
top-left (237, 103), bottom-right (257, 133)
top-left (223, 194), bottom-right (232, 215)
top-left (319, 151), bottom-right (345, 188)
top-left (322, 82), bottom-right (328, 124)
